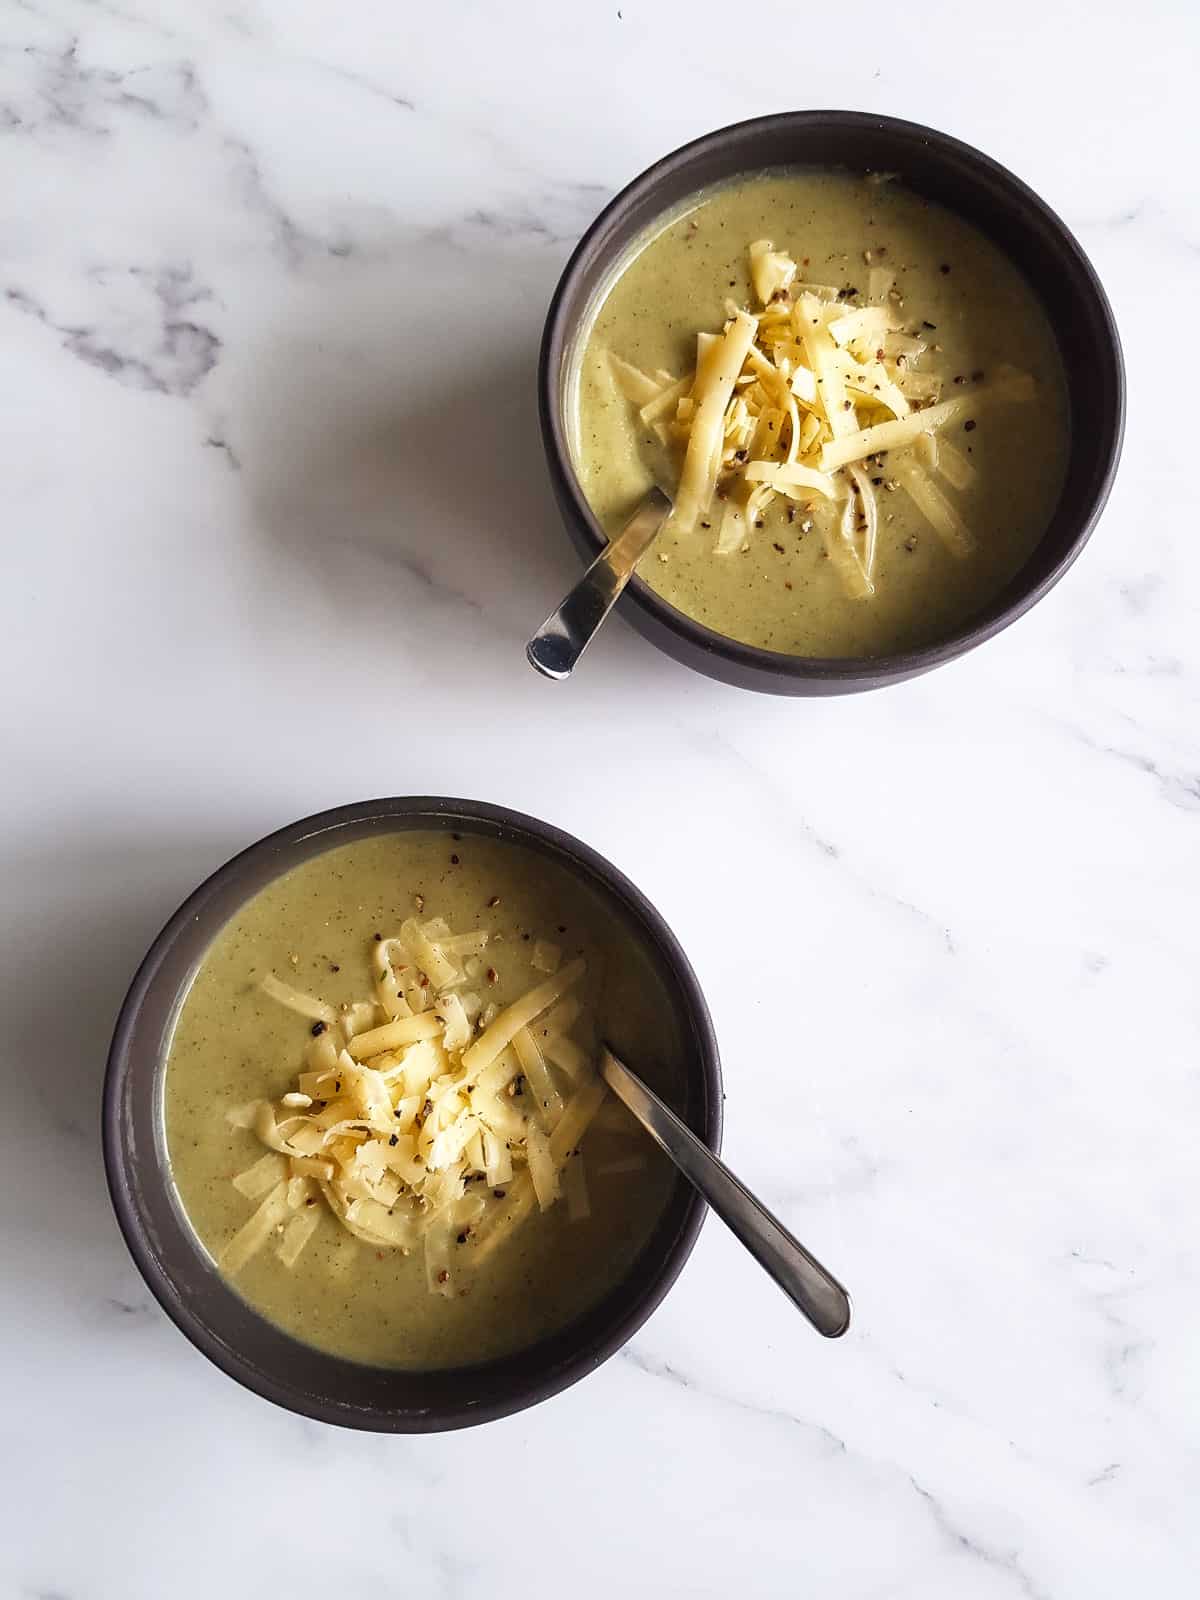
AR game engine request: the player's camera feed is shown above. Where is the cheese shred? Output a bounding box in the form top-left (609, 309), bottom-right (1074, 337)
top-left (609, 241), bottom-right (1036, 593)
top-left (221, 920), bottom-right (640, 1292)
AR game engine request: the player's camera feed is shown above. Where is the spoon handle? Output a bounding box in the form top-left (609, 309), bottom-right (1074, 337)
top-left (526, 488), bottom-right (672, 680)
top-left (600, 1048), bottom-right (851, 1338)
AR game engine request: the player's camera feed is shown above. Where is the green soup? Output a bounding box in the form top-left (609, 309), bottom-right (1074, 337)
top-left (164, 831), bottom-right (679, 1369)
top-left (572, 170), bottom-right (1069, 657)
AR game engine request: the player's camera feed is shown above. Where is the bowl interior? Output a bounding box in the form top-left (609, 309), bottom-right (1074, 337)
top-left (542, 111), bottom-right (1124, 682)
top-left (104, 799), bottom-right (722, 1431)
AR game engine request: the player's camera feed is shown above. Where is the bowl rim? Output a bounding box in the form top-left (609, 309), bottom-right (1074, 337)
top-left (102, 796), bottom-right (723, 1431)
top-left (538, 108), bottom-right (1126, 685)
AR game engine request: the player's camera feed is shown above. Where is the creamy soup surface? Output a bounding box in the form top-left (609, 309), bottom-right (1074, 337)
top-left (164, 831), bottom-right (679, 1369)
top-left (572, 170), bottom-right (1069, 657)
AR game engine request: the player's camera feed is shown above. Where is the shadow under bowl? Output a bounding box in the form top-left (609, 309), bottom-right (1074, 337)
top-left (103, 797), bottom-right (722, 1432)
top-left (538, 110), bottom-right (1125, 695)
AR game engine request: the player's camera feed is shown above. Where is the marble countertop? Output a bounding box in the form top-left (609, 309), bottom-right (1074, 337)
top-left (3, 1), bottom-right (1196, 1594)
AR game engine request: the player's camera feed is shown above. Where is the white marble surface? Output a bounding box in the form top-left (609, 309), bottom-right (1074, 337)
top-left (2, 0), bottom-right (1197, 1594)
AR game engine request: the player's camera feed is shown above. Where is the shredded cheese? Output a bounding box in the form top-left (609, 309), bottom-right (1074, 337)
top-left (934, 435), bottom-right (977, 492)
top-left (672, 310), bottom-right (757, 535)
top-left (530, 939), bottom-right (561, 975)
top-left (608, 353), bottom-right (666, 407)
top-left (513, 1025), bottom-right (565, 1128)
top-left (345, 1011), bottom-right (442, 1059)
top-left (608, 241), bottom-right (1036, 596)
top-left (460, 959), bottom-right (586, 1077)
top-left (232, 1151), bottom-right (287, 1200)
top-left (827, 305), bottom-right (896, 348)
top-left (219, 1181), bottom-right (290, 1275)
top-left (277, 1207), bottom-right (320, 1268)
top-left (525, 1121), bottom-right (560, 1210)
top-left (742, 460), bottom-right (844, 500)
top-left (847, 463), bottom-right (880, 586)
top-left (259, 974), bottom-right (336, 1025)
top-left (748, 238), bottom-right (798, 305)
top-left (819, 371), bottom-right (1034, 473)
top-left (221, 921), bottom-right (637, 1291)
top-left (894, 460), bottom-right (973, 557)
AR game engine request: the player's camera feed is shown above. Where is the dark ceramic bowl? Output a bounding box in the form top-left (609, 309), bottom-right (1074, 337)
top-left (539, 110), bottom-right (1124, 695)
top-left (103, 798), bottom-right (722, 1432)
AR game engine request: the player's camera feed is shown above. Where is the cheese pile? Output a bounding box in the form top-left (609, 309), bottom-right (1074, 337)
top-left (611, 240), bottom-right (1036, 596)
top-left (221, 917), bottom-right (618, 1299)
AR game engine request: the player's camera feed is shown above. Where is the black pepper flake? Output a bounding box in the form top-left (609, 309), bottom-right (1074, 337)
top-left (487, 896), bottom-right (501, 907)
top-left (311, 1020), bottom-right (327, 1036)
top-left (451, 832), bottom-right (462, 841)
top-left (557, 925), bottom-right (566, 933)
top-left (700, 520), bottom-right (711, 529)
top-left (437, 1269), bottom-right (449, 1284)
top-left (494, 1188), bottom-right (506, 1199)
top-left (329, 963), bottom-right (340, 973)
top-left (922, 320), bottom-right (936, 330)
top-left (964, 419), bottom-right (977, 432)
top-left (450, 853), bottom-right (460, 865)
top-left (772, 542), bottom-right (785, 554)
top-left (373, 931), bottom-right (382, 942)
top-left (389, 1133), bottom-right (399, 1146)
top-left (939, 263), bottom-right (950, 274)
top-left (456, 1230), bottom-right (470, 1244)
top-left (786, 505), bottom-right (796, 523)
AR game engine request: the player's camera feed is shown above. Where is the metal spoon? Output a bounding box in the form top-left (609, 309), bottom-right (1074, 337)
top-left (526, 487), bottom-right (672, 680)
top-left (600, 1047), bottom-right (852, 1338)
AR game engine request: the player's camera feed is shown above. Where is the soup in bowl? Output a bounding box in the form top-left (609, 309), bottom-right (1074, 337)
top-left (104, 799), bottom-right (721, 1430)
top-left (539, 112), bottom-right (1124, 694)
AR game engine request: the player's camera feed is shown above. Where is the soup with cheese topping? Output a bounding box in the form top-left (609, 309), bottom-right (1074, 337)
top-left (165, 830), bottom-right (681, 1368)
top-left (572, 170), bottom-right (1069, 657)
